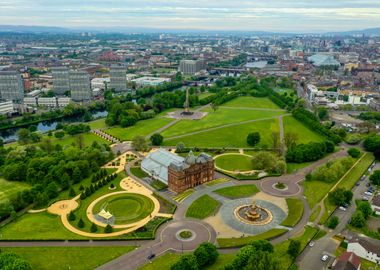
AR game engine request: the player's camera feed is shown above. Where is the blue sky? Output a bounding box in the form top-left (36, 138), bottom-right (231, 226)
top-left (0, 0), bottom-right (379, 32)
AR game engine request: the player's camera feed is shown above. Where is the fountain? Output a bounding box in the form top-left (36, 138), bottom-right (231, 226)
top-left (234, 199), bottom-right (273, 225)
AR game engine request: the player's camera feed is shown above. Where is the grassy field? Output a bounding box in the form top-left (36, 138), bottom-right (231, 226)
top-left (302, 179), bottom-right (335, 209)
top-left (281, 198), bottom-right (304, 227)
top-left (309, 205), bottom-right (321, 222)
top-left (319, 153), bottom-right (374, 225)
top-left (186, 195), bottom-right (221, 219)
top-left (164, 118), bottom-right (280, 148)
top-left (162, 107), bottom-right (284, 138)
top-left (217, 228), bottom-right (288, 248)
top-left (198, 92), bottom-right (214, 100)
top-left (173, 189), bottom-right (194, 203)
top-left (88, 118), bottom-right (107, 130)
top-left (206, 178), bottom-right (230, 187)
top-left (107, 117), bottom-right (174, 141)
top-left (1, 246), bottom-right (136, 270)
top-left (1, 212), bottom-right (86, 240)
top-left (214, 154), bottom-right (253, 171)
top-left (140, 253), bottom-right (235, 270)
top-left (0, 178), bottom-right (30, 203)
top-left (52, 132), bottom-right (110, 147)
top-left (286, 161), bottom-right (313, 174)
top-left (130, 167), bottom-right (149, 178)
top-left (213, 185), bottom-right (259, 199)
top-left (222, 96), bottom-right (281, 109)
top-left (283, 116), bottom-right (325, 144)
top-left (93, 193), bottom-right (155, 225)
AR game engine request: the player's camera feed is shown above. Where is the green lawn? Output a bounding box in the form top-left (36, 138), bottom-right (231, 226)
top-left (222, 96), bottom-right (281, 109)
top-left (140, 253), bottom-right (235, 270)
top-left (0, 178), bottom-right (30, 203)
top-left (286, 161), bottom-right (313, 174)
top-left (88, 118), bottom-right (107, 130)
top-left (309, 205), bottom-right (321, 222)
top-left (186, 195), bottom-right (221, 219)
top-left (302, 179), bottom-right (334, 209)
top-left (93, 193), bottom-right (155, 225)
top-left (107, 117), bottom-right (174, 141)
top-left (1, 246), bottom-right (136, 270)
top-left (198, 92), bottom-right (214, 100)
top-left (217, 228), bottom-right (288, 248)
top-left (1, 212), bottom-right (86, 240)
top-left (283, 116), bottom-right (325, 144)
top-left (52, 133), bottom-right (110, 148)
top-left (214, 154), bottom-right (253, 171)
top-left (174, 189), bottom-right (195, 203)
top-left (164, 118), bottom-right (280, 148)
top-left (281, 198), bottom-right (304, 227)
top-left (206, 178), bottom-right (230, 186)
top-left (130, 167), bottom-right (149, 178)
top-left (162, 107), bottom-right (284, 138)
top-left (213, 185), bottom-right (259, 199)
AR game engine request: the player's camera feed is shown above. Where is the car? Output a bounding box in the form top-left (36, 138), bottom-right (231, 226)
top-left (309, 241), bottom-right (315, 247)
top-left (368, 187), bottom-right (375, 192)
top-left (364, 191), bottom-right (373, 196)
top-left (342, 203), bottom-right (349, 208)
top-left (355, 182), bottom-right (360, 186)
top-left (147, 254), bottom-right (156, 260)
top-left (361, 176), bottom-right (366, 181)
top-left (321, 255), bottom-right (329, 262)
top-left (366, 183), bottom-right (371, 187)
top-left (362, 196), bottom-right (370, 201)
top-left (339, 206), bottom-right (347, 211)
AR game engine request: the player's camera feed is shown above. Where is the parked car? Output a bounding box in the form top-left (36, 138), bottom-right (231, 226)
top-left (355, 182), bottom-right (360, 186)
top-left (321, 255), bottom-right (329, 262)
top-left (147, 254), bottom-right (156, 260)
top-left (361, 176), bottom-right (366, 181)
top-left (309, 241), bottom-right (315, 247)
top-left (339, 206), bottom-right (347, 211)
top-left (362, 196), bottom-right (370, 201)
top-left (342, 203), bottom-right (349, 208)
top-left (366, 183), bottom-right (371, 187)
top-left (364, 191), bottom-right (373, 196)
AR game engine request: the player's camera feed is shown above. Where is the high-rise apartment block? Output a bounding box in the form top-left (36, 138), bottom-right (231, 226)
top-left (109, 65), bottom-right (127, 92)
top-left (179, 59), bottom-right (207, 75)
top-left (0, 71), bottom-right (25, 102)
top-left (52, 66), bottom-right (70, 95)
top-left (69, 70), bottom-right (92, 101)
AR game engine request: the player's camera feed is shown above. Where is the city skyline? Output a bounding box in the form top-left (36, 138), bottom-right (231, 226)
top-left (0, 0), bottom-right (380, 33)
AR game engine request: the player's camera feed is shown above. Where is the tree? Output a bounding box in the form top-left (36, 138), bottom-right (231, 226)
top-left (247, 132), bottom-right (260, 146)
top-left (69, 187), bottom-right (76, 197)
top-left (348, 148), bottom-right (361, 158)
top-left (90, 222), bottom-right (98, 232)
top-left (176, 142), bottom-right (185, 153)
top-left (104, 224), bottom-right (113, 233)
top-left (171, 254), bottom-right (199, 270)
top-left (33, 192), bottom-right (49, 207)
top-left (194, 242), bottom-right (219, 267)
top-left (287, 240), bottom-right (301, 259)
top-left (68, 211), bottom-right (76, 221)
top-left (351, 211), bottom-right (366, 228)
top-left (327, 216), bottom-right (339, 229)
top-left (54, 131), bottom-right (65, 139)
top-left (211, 103), bottom-right (219, 112)
top-left (251, 151), bottom-right (277, 172)
top-left (77, 218), bottom-right (85, 228)
top-left (132, 136), bottom-right (150, 152)
top-left (150, 133), bottom-right (164, 146)
top-left (45, 182), bottom-right (59, 199)
top-left (357, 201), bottom-right (372, 219)
top-left (369, 170), bottom-right (380, 186)
top-left (318, 107), bottom-right (329, 120)
top-left (17, 128), bottom-right (30, 144)
top-left (328, 188), bottom-right (352, 206)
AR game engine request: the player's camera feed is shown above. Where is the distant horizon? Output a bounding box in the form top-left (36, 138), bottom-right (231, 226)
top-left (1, 0), bottom-right (380, 33)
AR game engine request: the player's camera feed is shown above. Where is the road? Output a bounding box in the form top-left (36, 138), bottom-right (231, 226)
top-left (298, 159), bottom-right (376, 270)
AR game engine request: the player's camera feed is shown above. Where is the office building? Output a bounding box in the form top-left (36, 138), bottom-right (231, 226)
top-left (179, 59), bottom-right (207, 75)
top-left (109, 65), bottom-right (127, 92)
top-left (23, 97), bottom-right (71, 108)
top-left (0, 71), bottom-right (24, 102)
top-left (131, 76), bottom-right (171, 87)
top-left (0, 100), bottom-right (14, 115)
top-left (69, 70), bottom-right (92, 102)
top-left (52, 67), bottom-right (70, 95)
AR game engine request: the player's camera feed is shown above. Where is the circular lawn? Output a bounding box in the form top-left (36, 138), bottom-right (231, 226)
top-left (93, 193), bottom-right (154, 225)
top-left (214, 154), bottom-right (253, 172)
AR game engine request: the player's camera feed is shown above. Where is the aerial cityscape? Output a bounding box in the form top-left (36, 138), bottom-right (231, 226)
top-left (0, 1), bottom-right (380, 270)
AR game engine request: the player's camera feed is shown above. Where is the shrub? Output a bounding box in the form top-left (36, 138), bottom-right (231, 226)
top-left (150, 133), bottom-right (164, 146)
top-left (104, 224), bottom-right (113, 233)
top-left (90, 222), bottom-right (98, 232)
top-left (247, 132), bottom-right (261, 146)
top-left (327, 216), bottom-right (339, 229)
top-left (77, 218), bottom-right (85, 228)
top-left (348, 148), bottom-right (361, 158)
top-left (68, 211), bottom-right (76, 221)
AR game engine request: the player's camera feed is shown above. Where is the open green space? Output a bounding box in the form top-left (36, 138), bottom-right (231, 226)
top-left (140, 253), bottom-right (235, 270)
top-left (107, 117), bottom-right (174, 141)
top-left (1, 212), bottom-right (85, 240)
top-left (217, 228), bottom-right (288, 248)
top-left (93, 193), bottom-right (155, 225)
top-left (283, 116), bottom-right (325, 144)
top-left (309, 205), bottom-right (321, 222)
top-left (162, 107), bottom-right (284, 138)
top-left (213, 185), bottom-right (259, 199)
top-left (1, 246), bottom-right (135, 270)
top-left (214, 154), bottom-right (253, 172)
top-left (222, 96), bottom-right (281, 109)
top-left (281, 198), bottom-right (304, 227)
top-left (302, 179), bottom-right (335, 209)
top-left (88, 118), bottom-right (107, 130)
top-left (198, 92), bottom-right (214, 100)
top-left (274, 226), bottom-right (318, 269)
top-left (130, 167), bottom-right (149, 178)
top-left (164, 118), bottom-right (280, 148)
top-left (52, 132), bottom-right (110, 147)
top-left (0, 178), bottom-right (30, 203)
top-left (286, 161), bottom-right (313, 174)
top-left (186, 195), bottom-right (221, 219)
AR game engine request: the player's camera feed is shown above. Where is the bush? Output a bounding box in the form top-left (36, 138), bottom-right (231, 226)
top-left (171, 254), bottom-right (198, 270)
top-left (351, 211), bottom-right (366, 228)
top-left (194, 243), bottom-right (219, 267)
top-left (104, 224), bottom-right (113, 233)
top-left (286, 142), bottom-right (328, 163)
top-left (370, 170), bottom-right (380, 186)
top-left (68, 211), bottom-right (76, 221)
top-left (150, 133), bottom-right (164, 146)
top-left (77, 218), bottom-right (85, 228)
top-left (348, 148), bottom-right (361, 158)
top-left (90, 222), bottom-right (98, 232)
top-left (327, 216), bottom-right (339, 229)
top-left (247, 132), bottom-right (261, 146)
